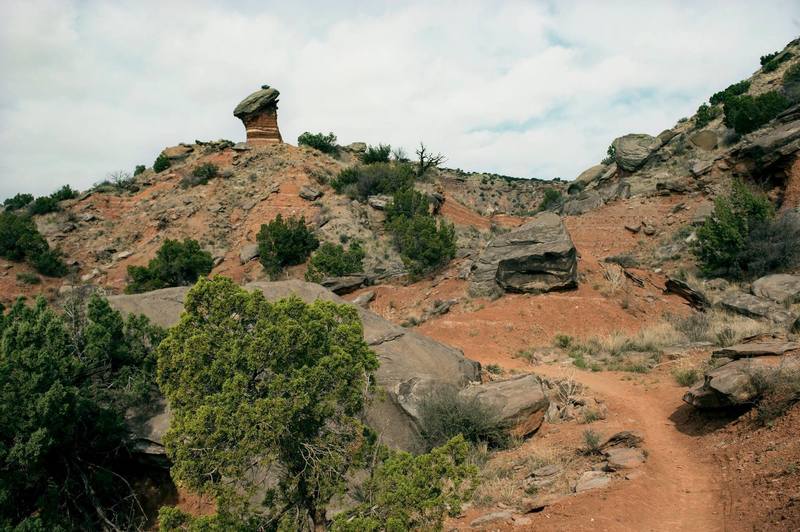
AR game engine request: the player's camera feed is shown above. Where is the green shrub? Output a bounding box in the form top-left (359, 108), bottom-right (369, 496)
top-left (723, 91), bottom-right (790, 134)
top-left (0, 212), bottom-right (67, 276)
top-left (417, 386), bottom-right (509, 450)
top-left (762, 51), bottom-right (793, 73)
top-left (672, 368), bottom-right (701, 387)
top-left (693, 179), bottom-right (776, 278)
top-left (554, 334), bottom-right (574, 349)
top-left (761, 51), bottom-right (780, 66)
top-left (331, 162), bottom-right (415, 200)
top-left (361, 143), bottom-right (392, 164)
top-left (126, 238), bottom-right (213, 293)
top-left (183, 162), bottom-right (219, 187)
top-left (134, 164), bottom-right (146, 176)
top-left (0, 295), bottom-right (163, 530)
top-left (746, 210), bottom-right (800, 274)
top-left (2, 193), bottom-right (33, 211)
top-left (298, 131), bottom-right (338, 154)
top-left (695, 103), bottom-right (721, 128)
top-left (156, 277), bottom-right (378, 530)
top-left (537, 188), bottom-right (563, 212)
top-left (602, 144), bottom-right (616, 165)
top-left (28, 195), bottom-right (60, 215)
top-left (332, 436), bottom-right (477, 532)
top-left (582, 429), bottom-right (602, 454)
top-left (153, 153), bottom-right (171, 173)
top-left (386, 190), bottom-right (456, 277)
top-left (305, 241), bottom-right (365, 282)
top-left (709, 80), bottom-right (750, 106)
top-left (257, 214), bottom-right (319, 277)
top-left (49, 185), bottom-right (78, 202)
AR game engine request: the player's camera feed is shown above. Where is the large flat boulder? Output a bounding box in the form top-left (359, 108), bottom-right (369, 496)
top-left (469, 212), bottom-right (577, 297)
top-left (717, 291), bottom-right (795, 326)
top-left (713, 339), bottom-right (800, 359)
top-left (612, 134), bottom-right (660, 172)
top-left (111, 280), bottom-right (492, 453)
top-left (458, 374), bottom-right (549, 438)
top-left (752, 274), bottom-right (800, 304)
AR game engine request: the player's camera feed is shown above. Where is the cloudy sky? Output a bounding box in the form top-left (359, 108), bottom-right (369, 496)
top-left (1, 1), bottom-right (798, 199)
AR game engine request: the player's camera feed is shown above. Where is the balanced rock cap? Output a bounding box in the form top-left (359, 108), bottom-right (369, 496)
top-left (233, 84), bottom-right (280, 119)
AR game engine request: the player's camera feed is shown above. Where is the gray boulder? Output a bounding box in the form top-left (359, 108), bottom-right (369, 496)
top-left (458, 374), bottom-right (549, 438)
top-left (612, 134), bottom-right (660, 171)
top-left (469, 212), bottom-right (577, 297)
top-left (320, 275), bottom-right (366, 294)
top-left (683, 356), bottom-right (800, 408)
top-left (239, 243), bottom-right (260, 264)
top-left (752, 274), bottom-right (800, 304)
top-left (689, 130), bottom-right (718, 151)
top-left (575, 470), bottom-right (611, 493)
top-left (299, 186), bottom-right (322, 201)
top-left (574, 164), bottom-right (607, 185)
top-left (110, 281), bottom-right (486, 453)
top-left (717, 291), bottom-right (795, 325)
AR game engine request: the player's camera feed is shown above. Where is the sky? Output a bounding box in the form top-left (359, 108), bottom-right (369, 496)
top-left (1, 1), bottom-right (799, 199)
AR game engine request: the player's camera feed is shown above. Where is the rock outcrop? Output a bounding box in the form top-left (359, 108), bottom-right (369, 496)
top-left (612, 133), bottom-right (660, 172)
top-left (469, 212), bottom-right (578, 297)
top-left (233, 84), bottom-right (283, 145)
top-left (752, 273), bottom-right (800, 304)
top-left (683, 355), bottom-right (800, 408)
top-left (111, 281), bottom-right (548, 455)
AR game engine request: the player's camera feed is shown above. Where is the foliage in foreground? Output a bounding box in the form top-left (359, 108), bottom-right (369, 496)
top-left (305, 241), bottom-right (365, 282)
top-left (0, 211), bottom-right (67, 276)
top-left (126, 238), bottom-right (213, 293)
top-left (298, 131), bottom-right (339, 154)
top-left (331, 436), bottom-right (478, 531)
top-left (0, 294), bottom-right (164, 530)
top-left (385, 189), bottom-right (456, 277)
top-left (257, 214), bottom-right (319, 277)
top-left (156, 277), bottom-right (379, 530)
top-left (693, 179), bottom-right (800, 279)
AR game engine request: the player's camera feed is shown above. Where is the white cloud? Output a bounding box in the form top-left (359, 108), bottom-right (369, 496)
top-left (0, 0), bottom-right (798, 198)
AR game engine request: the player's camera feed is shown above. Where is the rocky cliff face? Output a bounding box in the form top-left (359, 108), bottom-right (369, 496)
top-left (565, 38), bottom-right (800, 215)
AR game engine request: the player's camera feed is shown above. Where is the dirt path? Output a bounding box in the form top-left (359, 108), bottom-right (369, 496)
top-left (523, 365), bottom-right (725, 531)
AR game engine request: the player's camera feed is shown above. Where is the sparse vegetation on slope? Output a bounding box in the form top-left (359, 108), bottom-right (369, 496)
top-left (298, 131), bottom-right (339, 154)
top-left (331, 162), bottom-right (415, 200)
top-left (723, 91), bottom-right (790, 135)
top-left (126, 238), bottom-right (213, 293)
top-left (0, 211), bottom-right (67, 277)
top-left (386, 189), bottom-right (456, 277)
top-left (361, 143), bottom-right (392, 164)
top-left (305, 241), bottom-right (365, 282)
top-left (693, 179), bottom-right (800, 279)
top-left (257, 214), bottom-right (319, 278)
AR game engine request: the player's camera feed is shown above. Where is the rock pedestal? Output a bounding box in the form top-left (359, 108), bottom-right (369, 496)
top-left (233, 84), bottom-right (283, 145)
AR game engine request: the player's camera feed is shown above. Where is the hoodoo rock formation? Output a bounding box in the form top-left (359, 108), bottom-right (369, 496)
top-left (233, 84), bottom-right (283, 144)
